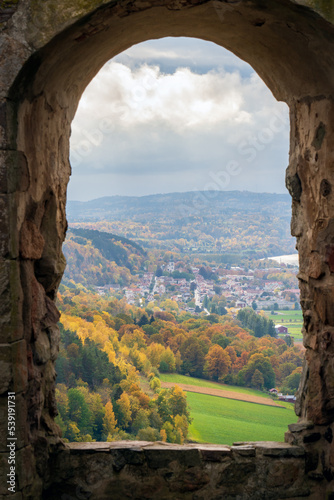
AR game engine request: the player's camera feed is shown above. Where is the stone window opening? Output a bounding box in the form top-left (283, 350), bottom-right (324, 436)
top-left (2, 1), bottom-right (334, 498)
top-left (60, 35), bottom-right (291, 444)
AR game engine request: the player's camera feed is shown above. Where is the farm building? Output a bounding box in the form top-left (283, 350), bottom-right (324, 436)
top-left (275, 325), bottom-right (288, 334)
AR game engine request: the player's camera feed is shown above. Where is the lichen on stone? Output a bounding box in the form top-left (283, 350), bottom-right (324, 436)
top-left (28, 0), bottom-right (112, 47)
top-left (0, 0), bottom-right (19, 7)
top-left (294, 0), bottom-right (334, 24)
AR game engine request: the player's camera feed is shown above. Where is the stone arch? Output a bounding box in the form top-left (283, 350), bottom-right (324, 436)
top-left (2, 1), bottom-right (334, 498)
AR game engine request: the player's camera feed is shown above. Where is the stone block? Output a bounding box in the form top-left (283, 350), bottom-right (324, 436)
top-left (0, 259), bottom-right (23, 344)
top-left (0, 393), bottom-right (28, 452)
top-left (0, 192), bottom-right (19, 259)
top-left (314, 288), bottom-right (334, 327)
top-left (118, 447), bottom-right (145, 466)
top-left (217, 460), bottom-right (256, 487)
top-left (10, 341), bottom-right (28, 394)
top-left (33, 330), bottom-right (50, 365)
top-left (41, 297), bottom-right (60, 329)
top-left (0, 150), bottom-right (29, 195)
top-left (0, 451), bottom-right (11, 495)
top-left (0, 100), bottom-right (17, 151)
top-left (169, 466), bottom-right (210, 493)
top-left (46, 325), bottom-right (60, 362)
top-left (16, 446), bottom-right (35, 491)
top-left (309, 252), bottom-right (324, 279)
top-left (43, 359), bottom-right (56, 385)
top-left (68, 442), bottom-right (112, 454)
top-left (288, 422), bottom-right (314, 433)
top-left (267, 460), bottom-right (301, 488)
top-left (0, 345), bottom-right (12, 394)
top-left (256, 443), bottom-right (305, 458)
top-left (19, 220), bottom-right (45, 260)
top-left (31, 275), bottom-right (46, 341)
top-left (198, 444), bottom-right (231, 462)
top-left (231, 445), bottom-right (256, 457)
top-left (0, 195), bottom-right (9, 257)
top-left (144, 445), bottom-right (201, 469)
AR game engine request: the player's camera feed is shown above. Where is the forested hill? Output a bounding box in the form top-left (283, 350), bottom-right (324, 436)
top-left (66, 191), bottom-right (296, 258)
top-left (67, 191), bottom-right (291, 222)
top-left (71, 227), bottom-right (146, 259)
top-left (62, 228), bottom-right (146, 287)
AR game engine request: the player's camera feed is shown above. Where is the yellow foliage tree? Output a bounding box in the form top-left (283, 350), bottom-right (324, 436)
top-left (204, 345), bottom-right (232, 381)
top-left (160, 429), bottom-right (167, 442)
top-left (147, 343), bottom-right (165, 368)
top-left (103, 401), bottom-right (118, 437)
top-left (117, 392), bottom-right (132, 428)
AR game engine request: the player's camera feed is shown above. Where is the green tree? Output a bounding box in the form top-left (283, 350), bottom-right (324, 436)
top-left (137, 427), bottom-right (159, 441)
top-left (180, 337), bottom-right (207, 377)
top-left (156, 386), bottom-right (191, 427)
top-left (67, 388), bottom-right (92, 435)
top-left (282, 368), bottom-right (301, 393)
top-left (239, 353), bottom-right (275, 390)
top-left (211, 333), bottom-right (230, 349)
top-left (159, 347), bottom-right (176, 373)
top-left (156, 266), bottom-right (163, 277)
top-left (251, 369), bottom-right (264, 389)
top-left (132, 409), bottom-right (150, 434)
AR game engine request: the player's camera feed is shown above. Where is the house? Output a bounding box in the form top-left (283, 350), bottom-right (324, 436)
top-left (278, 395), bottom-right (296, 402)
top-left (166, 259), bottom-right (175, 273)
top-left (275, 325), bottom-right (288, 334)
top-left (236, 301), bottom-right (247, 308)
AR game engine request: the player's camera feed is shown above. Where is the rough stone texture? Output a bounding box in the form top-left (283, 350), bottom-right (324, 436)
top-left (41, 441), bottom-right (313, 499)
top-left (0, 0), bottom-right (334, 498)
top-left (19, 220), bottom-right (45, 260)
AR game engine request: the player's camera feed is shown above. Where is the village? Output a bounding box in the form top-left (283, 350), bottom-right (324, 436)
top-left (96, 257), bottom-right (300, 317)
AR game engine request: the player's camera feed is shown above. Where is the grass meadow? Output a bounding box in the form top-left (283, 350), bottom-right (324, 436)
top-left (160, 373), bottom-right (273, 399)
top-left (160, 374), bottom-right (297, 445)
top-left (186, 391), bottom-right (296, 445)
top-left (265, 310), bottom-right (303, 341)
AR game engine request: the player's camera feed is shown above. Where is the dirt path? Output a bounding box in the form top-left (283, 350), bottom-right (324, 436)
top-left (161, 382), bottom-right (284, 408)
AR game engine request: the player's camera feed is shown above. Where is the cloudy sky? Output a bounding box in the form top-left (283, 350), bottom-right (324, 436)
top-left (69, 37), bottom-right (289, 201)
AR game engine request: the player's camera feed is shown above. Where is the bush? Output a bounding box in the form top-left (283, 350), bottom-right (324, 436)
top-left (137, 427), bottom-right (159, 442)
top-left (222, 373), bottom-right (236, 385)
top-left (150, 377), bottom-right (161, 391)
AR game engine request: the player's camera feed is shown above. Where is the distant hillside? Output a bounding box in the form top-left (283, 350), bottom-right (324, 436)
top-left (67, 191), bottom-right (296, 258)
top-left (62, 228), bottom-right (147, 287)
top-left (67, 191), bottom-right (292, 221)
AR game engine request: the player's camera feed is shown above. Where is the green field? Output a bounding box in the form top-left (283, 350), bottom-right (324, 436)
top-left (160, 373), bottom-right (272, 399)
top-left (160, 374), bottom-right (297, 445)
top-left (265, 310), bottom-right (303, 341)
top-left (186, 392), bottom-right (297, 445)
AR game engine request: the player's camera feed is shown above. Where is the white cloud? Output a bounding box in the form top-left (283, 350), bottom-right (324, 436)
top-left (71, 63), bottom-right (255, 137)
top-left (68, 38), bottom-right (289, 201)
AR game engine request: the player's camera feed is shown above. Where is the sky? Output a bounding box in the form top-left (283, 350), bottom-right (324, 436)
top-left (68, 37), bottom-right (289, 201)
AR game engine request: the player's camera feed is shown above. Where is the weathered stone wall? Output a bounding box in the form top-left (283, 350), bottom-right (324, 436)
top-left (44, 441), bottom-right (312, 500)
top-left (1, 0), bottom-right (334, 498)
top-left (287, 98), bottom-right (334, 426)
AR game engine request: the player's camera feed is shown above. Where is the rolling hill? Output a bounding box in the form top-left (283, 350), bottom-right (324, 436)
top-left (62, 228), bottom-right (147, 287)
top-left (66, 191), bottom-right (296, 258)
